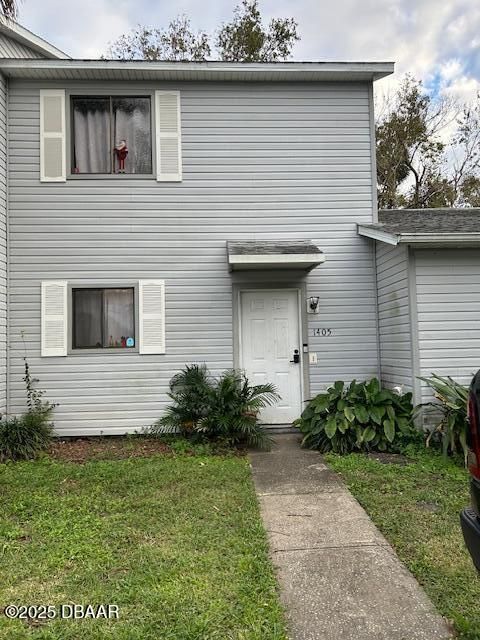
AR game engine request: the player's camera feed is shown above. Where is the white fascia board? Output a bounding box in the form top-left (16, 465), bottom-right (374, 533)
top-left (399, 233), bottom-right (480, 244)
top-left (0, 59), bottom-right (393, 80)
top-left (0, 16), bottom-right (69, 59)
top-left (229, 253), bottom-right (326, 265)
top-left (357, 225), bottom-right (399, 245)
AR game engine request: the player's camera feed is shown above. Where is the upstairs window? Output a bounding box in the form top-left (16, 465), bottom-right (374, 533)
top-left (71, 96), bottom-right (152, 175)
top-left (72, 287), bottom-right (135, 349)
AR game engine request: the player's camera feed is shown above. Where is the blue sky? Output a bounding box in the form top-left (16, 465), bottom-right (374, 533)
top-left (18, 0), bottom-right (480, 102)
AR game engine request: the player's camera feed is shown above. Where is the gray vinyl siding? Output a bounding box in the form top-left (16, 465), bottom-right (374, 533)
top-left (415, 248), bottom-right (480, 405)
top-left (0, 73), bottom-right (5, 414)
top-left (375, 243), bottom-right (413, 392)
top-left (8, 80), bottom-right (378, 434)
top-left (0, 33), bottom-right (44, 59)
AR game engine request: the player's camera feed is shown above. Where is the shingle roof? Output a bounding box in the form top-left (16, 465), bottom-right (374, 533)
top-left (228, 240), bottom-right (323, 256)
top-left (227, 240), bottom-right (325, 271)
top-left (378, 209), bottom-right (480, 234)
top-left (358, 208), bottom-right (480, 244)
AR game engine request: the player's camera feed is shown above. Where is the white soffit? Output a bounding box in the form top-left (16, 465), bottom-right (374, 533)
top-left (0, 59), bottom-right (394, 81)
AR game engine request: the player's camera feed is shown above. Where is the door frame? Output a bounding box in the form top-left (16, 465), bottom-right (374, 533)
top-left (233, 283), bottom-right (309, 420)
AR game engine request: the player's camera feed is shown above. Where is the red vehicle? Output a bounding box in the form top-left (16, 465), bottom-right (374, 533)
top-left (460, 371), bottom-right (480, 572)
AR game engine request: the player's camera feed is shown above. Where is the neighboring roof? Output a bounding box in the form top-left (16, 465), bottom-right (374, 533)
top-left (358, 209), bottom-right (480, 245)
top-left (0, 15), bottom-right (69, 59)
top-left (0, 59), bottom-right (393, 82)
top-left (227, 240), bottom-right (325, 271)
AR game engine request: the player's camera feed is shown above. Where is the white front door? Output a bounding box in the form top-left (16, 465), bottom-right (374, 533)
top-left (240, 289), bottom-right (302, 424)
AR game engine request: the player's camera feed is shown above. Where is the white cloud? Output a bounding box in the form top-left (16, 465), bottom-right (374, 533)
top-left (17, 0), bottom-right (480, 103)
top-left (19, 0), bottom-right (133, 58)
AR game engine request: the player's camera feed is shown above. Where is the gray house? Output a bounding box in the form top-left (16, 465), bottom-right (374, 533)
top-left (359, 209), bottom-right (480, 410)
top-left (0, 18), bottom-right (477, 436)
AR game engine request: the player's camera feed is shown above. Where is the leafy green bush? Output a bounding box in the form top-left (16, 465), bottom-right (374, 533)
top-left (0, 360), bottom-right (55, 462)
top-left (417, 373), bottom-right (469, 461)
top-left (294, 378), bottom-right (415, 454)
top-left (151, 365), bottom-right (279, 449)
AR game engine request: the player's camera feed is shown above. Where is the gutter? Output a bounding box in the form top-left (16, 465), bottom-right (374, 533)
top-left (357, 225), bottom-right (480, 246)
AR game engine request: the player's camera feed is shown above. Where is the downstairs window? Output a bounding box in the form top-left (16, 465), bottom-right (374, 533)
top-left (72, 287), bottom-right (135, 349)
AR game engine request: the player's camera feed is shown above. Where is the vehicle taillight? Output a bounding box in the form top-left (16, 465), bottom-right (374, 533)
top-left (467, 395), bottom-right (480, 480)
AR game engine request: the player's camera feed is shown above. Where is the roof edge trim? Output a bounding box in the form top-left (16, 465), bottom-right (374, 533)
top-left (0, 58), bottom-right (393, 80)
top-left (0, 16), bottom-right (69, 59)
top-left (357, 225), bottom-right (399, 245)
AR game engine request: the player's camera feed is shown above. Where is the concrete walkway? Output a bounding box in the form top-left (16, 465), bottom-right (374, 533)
top-left (250, 434), bottom-right (452, 640)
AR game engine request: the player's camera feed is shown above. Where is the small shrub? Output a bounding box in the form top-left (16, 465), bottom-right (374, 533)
top-left (0, 360), bottom-right (55, 462)
top-left (417, 373), bottom-right (469, 461)
top-left (154, 364), bottom-right (213, 435)
top-left (294, 378), bottom-right (415, 454)
top-left (0, 414), bottom-right (52, 462)
top-left (151, 365), bottom-right (279, 449)
top-left (196, 370), bottom-right (279, 449)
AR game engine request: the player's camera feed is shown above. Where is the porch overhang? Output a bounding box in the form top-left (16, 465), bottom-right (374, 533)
top-left (357, 208), bottom-right (480, 246)
top-left (227, 241), bottom-right (325, 271)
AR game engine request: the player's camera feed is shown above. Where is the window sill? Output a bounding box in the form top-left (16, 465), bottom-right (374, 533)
top-left (68, 174), bottom-right (155, 180)
top-left (69, 348), bottom-right (139, 355)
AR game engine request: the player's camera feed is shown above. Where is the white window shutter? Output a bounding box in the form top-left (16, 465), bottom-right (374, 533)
top-left (40, 89), bottom-right (66, 182)
top-left (41, 281), bottom-right (68, 357)
top-left (155, 91), bottom-right (182, 182)
top-left (139, 280), bottom-right (166, 354)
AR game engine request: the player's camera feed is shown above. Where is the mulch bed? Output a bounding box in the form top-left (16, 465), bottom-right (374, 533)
top-left (47, 437), bottom-right (174, 463)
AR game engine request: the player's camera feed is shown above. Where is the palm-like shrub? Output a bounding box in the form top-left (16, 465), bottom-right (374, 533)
top-left (152, 365), bottom-right (279, 449)
top-left (153, 364), bottom-right (213, 435)
top-left (295, 378), bottom-right (415, 454)
top-left (196, 370), bottom-right (279, 449)
top-left (418, 373), bottom-right (469, 460)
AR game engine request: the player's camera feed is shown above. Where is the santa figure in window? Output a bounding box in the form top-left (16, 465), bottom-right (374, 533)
top-left (114, 140), bottom-right (128, 173)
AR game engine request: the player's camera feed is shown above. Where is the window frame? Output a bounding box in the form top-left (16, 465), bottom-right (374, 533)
top-left (67, 89), bottom-right (155, 180)
top-left (69, 283), bottom-right (139, 354)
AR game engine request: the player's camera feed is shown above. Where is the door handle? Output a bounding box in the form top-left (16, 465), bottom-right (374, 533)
top-left (290, 349), bottom-right (300, 364)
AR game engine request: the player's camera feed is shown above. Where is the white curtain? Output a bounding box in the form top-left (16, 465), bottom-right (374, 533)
top-left (113, 99), bottom-right (151, 174)
top-left (105, 289), bottom-right (135, 347)
top-left (73, 101), bottom-right (110, 174)
top-left (73, 289), bottom-right (134, 349)
top-left (73, 97), bottom-right (151, 174)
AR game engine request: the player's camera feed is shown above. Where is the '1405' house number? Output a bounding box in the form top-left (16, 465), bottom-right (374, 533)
top-left (312, 328), bottom-right (332, 337)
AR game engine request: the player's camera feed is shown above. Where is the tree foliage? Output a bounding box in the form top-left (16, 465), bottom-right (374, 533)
top-left (107, 1), bottom-right (299, 62)
top-left (216, 0), bottom-right (299, 62)
top-left (0, 0), bottom-right (17, 18)
top-left (107, 16), bottom-right (211, 62)
top-left (376, 76), bottom-right (480, 209)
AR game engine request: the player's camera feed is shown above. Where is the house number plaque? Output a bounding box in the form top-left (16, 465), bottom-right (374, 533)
top-left (312, 328), bottom-right (332, 337)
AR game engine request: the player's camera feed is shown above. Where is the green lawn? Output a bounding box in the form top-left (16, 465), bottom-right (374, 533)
top-left (326, 450), bottom-right (480, 640)
top-left (0, 448), bottom-right (287, 639)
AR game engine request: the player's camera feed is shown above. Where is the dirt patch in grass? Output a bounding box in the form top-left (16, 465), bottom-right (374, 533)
top-left (367, 452), bottom-right (410, 465)
top-left (48, 437), bottom-right (175, 462)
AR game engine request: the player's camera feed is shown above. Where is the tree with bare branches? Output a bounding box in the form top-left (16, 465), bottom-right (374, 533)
top-left (376, 76), bottom-right (480, 209)
top-left (107, 0), bottom-right (299, 63)
top-left (107, 16), bottom-right (211, 62)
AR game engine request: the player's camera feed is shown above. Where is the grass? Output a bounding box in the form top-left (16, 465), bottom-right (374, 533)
top-left (325, 448), bottom-right (480, 640)
top-left (0, 445), bottom-right (287, 639)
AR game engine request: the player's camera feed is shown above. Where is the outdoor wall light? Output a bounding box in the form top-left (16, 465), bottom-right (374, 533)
top-left (307, 296), bottom-right (320, 314)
